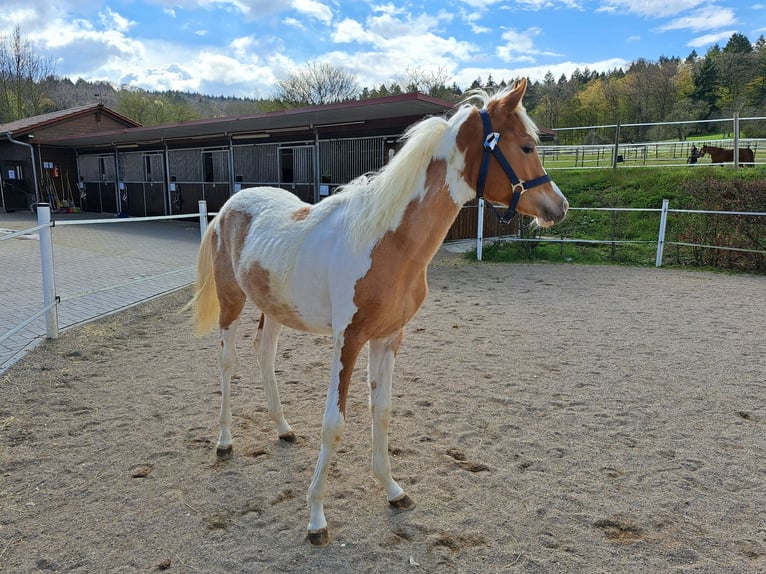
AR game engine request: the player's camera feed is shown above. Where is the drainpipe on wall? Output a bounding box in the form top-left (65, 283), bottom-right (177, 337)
top-left (4, 132), bottom-right (41, 207)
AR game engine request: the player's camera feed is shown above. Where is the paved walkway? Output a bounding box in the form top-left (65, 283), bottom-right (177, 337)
top-left (0, 210), bottom-right (202, 374)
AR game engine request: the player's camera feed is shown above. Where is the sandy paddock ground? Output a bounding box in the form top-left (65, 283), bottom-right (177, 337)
top-left (1, 255), bottom-right (764, 573)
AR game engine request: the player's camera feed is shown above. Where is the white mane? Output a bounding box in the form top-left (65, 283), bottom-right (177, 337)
top-left (340, 114), bottom-right (452, 249)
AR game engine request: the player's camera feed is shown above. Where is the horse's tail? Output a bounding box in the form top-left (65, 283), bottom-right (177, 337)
top-left (187, 221), bottom-right (220, 336)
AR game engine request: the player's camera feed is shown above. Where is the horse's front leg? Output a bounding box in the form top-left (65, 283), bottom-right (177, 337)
top-left (255, 314), bottom-right (296, 442)
top-left (306, 331), bottom-right (364, 546)
top-left (369, 331), bottom-right (415, 510)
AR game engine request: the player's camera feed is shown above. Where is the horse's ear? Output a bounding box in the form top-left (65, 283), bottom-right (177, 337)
top-left (497, 77), bottom-right (527, 112)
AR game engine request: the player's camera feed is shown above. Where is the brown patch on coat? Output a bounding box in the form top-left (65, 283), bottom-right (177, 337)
top-left (335, 159), bottom-right (460, 415)
top-left (213, 208), bottom-right (306, 331)
top-left (212, 212), bottom-right (249, 330)
top-left (244, 262), bottom-right (308, 331)
top-left (291, 206), bottom-right (311, 221)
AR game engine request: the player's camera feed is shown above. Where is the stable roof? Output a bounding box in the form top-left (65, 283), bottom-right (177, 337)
top-left (0, 104), bottom-right (140, 137)
top-left (32, 93), bottom-right (457, 149)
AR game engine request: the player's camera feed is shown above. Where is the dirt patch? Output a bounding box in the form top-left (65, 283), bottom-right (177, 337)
top-left (1, 257), bottom-right (765, 573)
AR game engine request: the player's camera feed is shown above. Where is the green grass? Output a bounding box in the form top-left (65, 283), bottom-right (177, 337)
top-left (475, 238), bottom-right (657, 266)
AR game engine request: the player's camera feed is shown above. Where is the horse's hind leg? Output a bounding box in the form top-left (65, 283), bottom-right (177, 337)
top-left (215, 289), bottom-right (246, 460)
top-left (255, 314), bottom-right (296, 442)
top-left (216, 318), bottom-right (240, 459)
top-left (369, 331), bottom-right (414, 510)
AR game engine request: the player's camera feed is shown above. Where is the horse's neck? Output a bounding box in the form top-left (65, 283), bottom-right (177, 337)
top-left (384, 159), bottom-right (465, 266)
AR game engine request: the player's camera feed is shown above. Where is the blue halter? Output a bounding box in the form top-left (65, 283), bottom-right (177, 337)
top-left (475, 108), bottom-right (552, 224)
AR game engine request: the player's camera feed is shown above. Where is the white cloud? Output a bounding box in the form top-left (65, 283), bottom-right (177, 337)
top-left (332, 18), bottom-right (369, 43)
top-left (456, 0), bottom-right (505, 8)
top-left (460, 9), bottom-right (490, 34)
top-left (686, 30), bottom-right (738, 48)
top-left (596, 0), bottom-right (698, 18)
top-left (291, 0), bottom-right (332, 24)
top-left (658, 8), bottom-right (737, 32)
top-left (100, 7), bottom-right (134, 32)
top-left (283, 17), bottom-right (306, 31)
top-left (453, 57), bottom-right (629, 88)
top-left (495, 28), bottom-right (560, 63)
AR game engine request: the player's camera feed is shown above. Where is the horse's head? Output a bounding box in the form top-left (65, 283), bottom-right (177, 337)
top-left (459, 78), bottom-right (568, 228)
top-left (699, 145), bottom-right (708, 157)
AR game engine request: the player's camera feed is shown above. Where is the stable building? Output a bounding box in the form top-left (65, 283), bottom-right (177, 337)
top-left (1, 105), bottom-right (139, 211)
top-left (1, 94), bottom-right (518, 239)
top-left (1, 95), bottom-right (455, 215)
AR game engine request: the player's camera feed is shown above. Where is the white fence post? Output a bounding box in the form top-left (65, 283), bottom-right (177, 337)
top-left (476, 198), bottom-right (485, 261)
top-left (198, 200), bottom-right (208, 240)
top-left (37, 203), bottom-right (59, 339)
top-left (656, 199), bottom-right (669, 267)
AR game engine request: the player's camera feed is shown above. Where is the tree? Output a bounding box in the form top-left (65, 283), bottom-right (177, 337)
top-left (394, 66), bottom-right (459, 100)
top-left (275, 62), bottom-right (358, 107)
top-left (0, 24), bottom-right (55, 122)
top-left (723, 33), bottom-right (753, 54)
top-left (692, 52), bottom-right (720, 114)
top-left (116, 87), bottom-right (200, 125)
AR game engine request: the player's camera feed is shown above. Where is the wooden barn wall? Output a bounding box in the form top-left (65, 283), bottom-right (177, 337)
top-left (445, 201), bottom-right (517, 242)
top-left (31, 113), bottom-right (133, 140)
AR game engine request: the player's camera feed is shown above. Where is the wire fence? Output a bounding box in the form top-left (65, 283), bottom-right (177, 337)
top-left (541, 114), bottom-right (766, 169)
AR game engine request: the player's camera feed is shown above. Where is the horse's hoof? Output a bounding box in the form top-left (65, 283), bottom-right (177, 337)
top-left (279, 432), bottom-right (298, 444)
top-left (389, 493), bottom-right (416, 510)
top-left (306, 528), bottom-right (330, 546)
top-left (216, 445), bottom-right (233, 460)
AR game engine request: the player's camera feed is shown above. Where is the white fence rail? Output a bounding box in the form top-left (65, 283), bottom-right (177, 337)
top-left (3, 199), bottom-right (764, 371)
top-left (0, 201), bottom-right (210, 372)
top-left (476, 198), bottom-right (766, 264)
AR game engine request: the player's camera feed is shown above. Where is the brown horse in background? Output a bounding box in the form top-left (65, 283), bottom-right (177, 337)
top-left (699, 145), bottom-right (755, 166)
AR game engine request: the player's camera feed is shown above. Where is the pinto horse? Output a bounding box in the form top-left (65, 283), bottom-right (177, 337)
top-left (188, 78), bottom-right (568, 546)
top-left (699, 144), bottom-right (755, 166)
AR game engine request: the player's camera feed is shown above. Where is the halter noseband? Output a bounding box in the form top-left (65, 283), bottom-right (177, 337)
top-left (475, 108), bottom-right (552, 224)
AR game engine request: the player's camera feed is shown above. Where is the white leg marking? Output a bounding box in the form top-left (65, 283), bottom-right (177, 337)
top-left (307, 334), bottom-right (347, 535)
top-left (216, 319), bottom-right (239, 455)
top-left (256, 315), bottom-right (294, 438)
top-left (368, 334), bottom-right (405, 502)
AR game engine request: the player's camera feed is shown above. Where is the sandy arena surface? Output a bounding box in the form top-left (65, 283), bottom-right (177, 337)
top-left (1, 255), bottom-right (764, 573)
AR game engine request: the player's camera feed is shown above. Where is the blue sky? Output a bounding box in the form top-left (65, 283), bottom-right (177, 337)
top-left (2, 1), bottom-right (764, 99)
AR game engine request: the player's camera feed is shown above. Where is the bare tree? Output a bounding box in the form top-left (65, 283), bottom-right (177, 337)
top-left (0, 24), bottom-right (55, 122)
top-left (275, 62), bottom-right (359, 107)
top-left (396, 66), bottom-right (454, 97)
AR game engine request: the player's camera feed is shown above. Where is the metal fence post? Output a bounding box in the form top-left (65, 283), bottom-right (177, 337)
top-left (37, 203), bottom-right (59, 339)
top-left (476, 198), bottom-right (485, 261)
top-left (198, 200), bottom-right (208, 240)
top-left (733, 112), bottom-right (740, 168)
top-left (655, 199), bottom-right (669, 267)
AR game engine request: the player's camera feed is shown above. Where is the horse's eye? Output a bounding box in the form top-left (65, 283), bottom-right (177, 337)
top-left (521, 143), bottom-right (535, 155)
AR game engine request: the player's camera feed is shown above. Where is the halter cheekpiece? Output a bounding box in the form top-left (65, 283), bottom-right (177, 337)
top-left (475, 108), bottom-right (552, 224)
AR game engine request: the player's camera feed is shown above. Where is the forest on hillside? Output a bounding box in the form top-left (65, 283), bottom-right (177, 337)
top-left (2, 24), bottom-right (765, 139)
